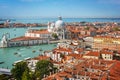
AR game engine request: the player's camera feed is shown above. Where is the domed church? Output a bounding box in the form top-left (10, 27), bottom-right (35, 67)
top-left (48, 16), bottom-right (66, 39)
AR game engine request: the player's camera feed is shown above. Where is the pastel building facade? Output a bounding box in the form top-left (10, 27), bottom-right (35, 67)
top-left (92, 36), bottom-right (120, 50)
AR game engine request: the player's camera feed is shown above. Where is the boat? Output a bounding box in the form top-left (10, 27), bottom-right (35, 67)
top-left (39, 49), bottom-right (43, 51)
top-left (13, 28), bottom-right (16, 31)
top-left (17, 48), bottom-right (20, 51)
top-left (0, 61), bottom-right (4, 64)
top-left (18, 54), bottom-right (22, 57)
top-left (32, 50), bottom-right (36, 53)
top-left (14, 52), bottom-right (18, 55)
top-left (26, 46), bottom-right (31, 49)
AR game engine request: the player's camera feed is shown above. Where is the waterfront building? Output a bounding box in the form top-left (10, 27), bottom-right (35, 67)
top-left (9, 36), bottom-right (49, 47)
top-left (0, 33), bottom-right (49, 47)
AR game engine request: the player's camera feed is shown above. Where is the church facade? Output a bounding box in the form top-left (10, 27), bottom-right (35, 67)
top-left (47, 16), bottom-right (66, 40)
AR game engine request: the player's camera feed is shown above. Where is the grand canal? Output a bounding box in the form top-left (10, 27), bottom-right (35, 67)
top-left (0, 27), bottom-right (56, 69)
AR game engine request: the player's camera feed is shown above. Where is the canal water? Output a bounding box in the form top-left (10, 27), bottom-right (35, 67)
top-left (0, 27), bottom-right (56, 69)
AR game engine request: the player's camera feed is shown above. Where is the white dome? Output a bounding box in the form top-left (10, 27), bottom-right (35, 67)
top-left (55, 20), bottom-right (65, 29)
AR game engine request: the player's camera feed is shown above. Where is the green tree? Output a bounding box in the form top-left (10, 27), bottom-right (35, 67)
top-left (22, 69), bottom-right (30, 80)
top-left (60, 54), bottom-right (65, 58)
top-left (0, 74), bottom-right (9, 80)
top-left (52, 33), bottom-right (58, 40)
top-left (84, 27), bottom-right (90, 30)
top-left (35, 60), bottom-right (55, 79)
top-left (11, 61), bottom-right (29, 80)
top-left (29, 71), bottom-right (36, 80)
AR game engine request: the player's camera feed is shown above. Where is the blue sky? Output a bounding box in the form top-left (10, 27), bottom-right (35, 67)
top-left (0, 0), bottom-right (120, 18)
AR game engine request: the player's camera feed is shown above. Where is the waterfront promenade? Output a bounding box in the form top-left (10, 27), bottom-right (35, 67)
top-left (50, 39), bottom-right (71, 44)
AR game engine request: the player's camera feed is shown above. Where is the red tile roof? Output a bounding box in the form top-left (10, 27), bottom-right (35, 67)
top-left (109, 61), bottom-right (120, 80)
top-left (33, 56), bottom-right (50, 60)
top-left (100, 49), bottom-right (113, 55)
top-left (53, 47), bottom-right (72, 53)
top-left (85, 51), bottom-right (100, 57)
top-left (68, 54), bottom-right (83, 59)
top-left (44, 71), bottom-right (72, 80)
top-left (10, 36), bottom-right (47, 41)
top-left (28, 29), bottom-right (50, 34)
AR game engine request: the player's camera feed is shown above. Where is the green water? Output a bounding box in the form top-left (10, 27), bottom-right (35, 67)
top-left (0, 27), bottom-right (56, 69)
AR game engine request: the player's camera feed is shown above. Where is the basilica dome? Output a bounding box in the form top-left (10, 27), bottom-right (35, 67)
top-left (55, 17), bottom-right (65, 29)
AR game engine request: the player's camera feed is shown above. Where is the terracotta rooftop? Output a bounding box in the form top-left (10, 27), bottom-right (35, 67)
top-left (109, 61), bottom-right (120, 80)
top-left (53, 47), bottom-right (72, 53)
top-left (100, 49), bottom-right (113, 55)
top-left (67, 54), bottom-right (83, 59)
top-left (28, 29), bottom-right (50, 34)
top-left (34, 55), bottom-right (50, 60)
top-left (44, 71), bottom-right (72, 80)
top-left (85, 51), bottom-right (100, 57)
top-left (76, 48), bottom-right (84, 52)
top-left (43, 58), bottom-right (120, 80)
top-left (10, 36), bottom-right (46, 41)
